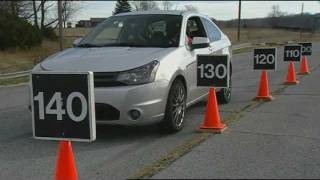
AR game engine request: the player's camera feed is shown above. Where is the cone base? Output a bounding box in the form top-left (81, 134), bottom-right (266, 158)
top-left (298, 72), bottom-right (310, 75)
top-left (283, 81), bottom-right (299, 85)
top-left (197, 124), bottom-right (227, 134)
top-left (55, 141), bottom-right (78, 180)
top-left (254, 95), bottom-right (274, 101)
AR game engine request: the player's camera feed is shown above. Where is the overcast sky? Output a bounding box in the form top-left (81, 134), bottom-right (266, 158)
top-left (72, 1), bottom-right (320, 23)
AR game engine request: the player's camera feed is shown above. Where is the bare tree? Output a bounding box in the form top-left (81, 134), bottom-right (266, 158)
top-left (268, 5), bottom-right (286, 28)
top-left (0, 1), bottom-right (34, 19)
top-left (131, 1), bottom-right (159, 11)
top-left (15, 1), bottom-right (34, 19)
top-left (268, 5), bottom-right (286, 18)
top-left (30, 1), bottom-right (81, 30)
top-left (32, 0), bottom-right (39, 28)
top-left (61, 1), bottom-right (81, 28)
top-left (183, 5), bottom-right (198, 12)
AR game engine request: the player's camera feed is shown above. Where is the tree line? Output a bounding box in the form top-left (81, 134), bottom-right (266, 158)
top-left (0, 0), bottom-right (80, 50)
top-left (113, 0), bottom-right (198, 15)
top-left (0, 0), bottom-right (198, 50)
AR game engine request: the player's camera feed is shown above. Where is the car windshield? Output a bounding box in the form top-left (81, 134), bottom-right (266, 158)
top-left (78, 14), bottom-right (182, 48)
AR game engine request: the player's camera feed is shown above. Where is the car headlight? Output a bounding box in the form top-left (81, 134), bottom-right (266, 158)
top-left (116, 60), bottom-right (159, 85)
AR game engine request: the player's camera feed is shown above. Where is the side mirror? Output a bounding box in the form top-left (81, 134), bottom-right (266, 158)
top-left (191, 37), bottom-right (210, 50)
top-left (73, 38), bottom-right (82, 47)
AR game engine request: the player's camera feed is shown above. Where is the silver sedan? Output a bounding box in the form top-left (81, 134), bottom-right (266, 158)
top-left (31, 10), bottom-right (232, 132)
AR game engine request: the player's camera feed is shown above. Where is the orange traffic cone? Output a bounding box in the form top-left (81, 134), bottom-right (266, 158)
top-left (197, 88), bottom-right (227, 134)
top-left (298, 56), bottom-right (310, 75)
top-left (254, 70), bottom-right (274, 101)
top-left (283, 62), bottom-right (299, 85)
top-left (55, 141), bottom-right (78, 180)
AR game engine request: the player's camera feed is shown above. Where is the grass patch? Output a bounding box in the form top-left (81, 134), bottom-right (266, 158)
top-left (130, 133), bottom-right (212, 179)
top-left (0, 40), bottom-right (58, 74)
top-left (0, 28), bottom-right (88, 74)
top-left (223, 28), bottom-right (320, 44)
top-left (232, 42), bottom-right (288, 55)
top-left (233, 47), bottom-right (254, 54)
top-left (0, 38), bottom-right (78, 74)
top-left (0, 76), bottom-right (29, 86)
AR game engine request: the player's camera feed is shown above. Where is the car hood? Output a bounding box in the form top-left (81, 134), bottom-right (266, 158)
top-left (40, 47), bottom-right (176, 72)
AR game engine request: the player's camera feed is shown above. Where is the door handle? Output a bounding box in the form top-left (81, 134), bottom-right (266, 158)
top-left (209, 47), bottom-right (213, 52)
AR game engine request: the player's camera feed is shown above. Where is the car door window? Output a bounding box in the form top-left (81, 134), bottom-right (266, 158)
top-left (202, 18), bottom-right (221, 42)
top-left (186, 16), bottom-right (208, 45)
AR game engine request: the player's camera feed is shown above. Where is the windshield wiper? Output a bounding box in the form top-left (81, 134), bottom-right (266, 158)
top-left (118, 43), bottom-right (148, 47)
top-left (77, 43), bottom-right (102, 48)
top-left (115, 43), bottom-right (173, 48)
top-left (78, 43), bottom-right (171, 48)
top-left (97, 43), bottom-right (148, 47)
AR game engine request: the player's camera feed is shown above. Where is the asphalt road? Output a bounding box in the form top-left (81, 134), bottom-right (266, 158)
top-left (153, 48), bottom-right (320, 179)
top-left (0, 43), bottom-right (319, 179)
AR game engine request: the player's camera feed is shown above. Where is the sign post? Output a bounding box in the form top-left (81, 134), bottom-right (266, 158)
top-left (284, 45), bottom-right (302, 62)
top-left (197, 55), bottom-right (229, 88)
top-left (299, 42), bottom-right (312, 56)
top-left (253, 48), bottom-right (277, 70)
top-left (196, 55), bottom-right (229, 133)
top-left (31, 72), bottom-right (96, 142)
top-left (298, 42), bottom-right (312, 75)
top-left (31, 71), bottom-right (96, 179)
top-left (253, 48), bottom-right (276, 101)
top-left (283, 45), bottom-right (302, 85)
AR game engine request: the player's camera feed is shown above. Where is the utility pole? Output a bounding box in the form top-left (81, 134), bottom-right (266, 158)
top-left (58, 0), bottom-right (63, 51)
top-left (237, 0), bottom-right (242, 42)
top-left (299, 2), bottom-right (304, 41)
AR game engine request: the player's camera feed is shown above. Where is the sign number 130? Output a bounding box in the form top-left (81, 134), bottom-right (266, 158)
top-left (198, 64), bottom-right (227, 79)
top-left (33, 91), bottom-right (88, 122)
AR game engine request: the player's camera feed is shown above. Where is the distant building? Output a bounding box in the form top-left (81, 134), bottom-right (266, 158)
top-left (67, 22), bottom-right (72, 28)
top-left (90, 18), bottom-right (107, 27)
top-left (76, 20), bottom-right (91, 28)
top-left (76, 18), bottom-right (107, 28)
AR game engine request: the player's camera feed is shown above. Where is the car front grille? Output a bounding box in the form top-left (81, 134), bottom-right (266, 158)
top-left (94, 72), bottom-right (127, 87)
top-left (95, 103), bottom-right (120, 121)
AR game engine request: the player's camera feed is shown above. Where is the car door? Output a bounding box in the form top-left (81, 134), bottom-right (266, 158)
top-left (184, 16), bottom-right (211, 105)
top-left (201, 17), bottom-right (225, 55)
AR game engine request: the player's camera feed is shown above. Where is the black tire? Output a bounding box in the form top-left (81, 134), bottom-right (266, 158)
top-left (217, 77), bottom-right (232, 104)
top-left (160, 79), bottom-right (187, 133)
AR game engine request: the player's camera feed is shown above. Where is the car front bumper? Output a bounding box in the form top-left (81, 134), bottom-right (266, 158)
top-left (94, 80), bottom-right (169, 125)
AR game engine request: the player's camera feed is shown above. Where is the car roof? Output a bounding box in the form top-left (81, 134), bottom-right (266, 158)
top-left (114, 10), bottom-right (204, 18)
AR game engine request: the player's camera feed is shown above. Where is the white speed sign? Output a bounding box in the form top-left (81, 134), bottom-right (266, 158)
top-left (31, 72), bottom-right (96, 142)
top-left (197, 55), bottom-right (230, 88)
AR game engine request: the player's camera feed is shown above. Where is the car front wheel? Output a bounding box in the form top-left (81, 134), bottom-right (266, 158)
top-left (217, 77), bottom-right (232, 104)
top-left (161, 79), bottom-right (187, 133)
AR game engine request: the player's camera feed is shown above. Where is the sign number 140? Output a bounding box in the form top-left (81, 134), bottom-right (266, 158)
top-left (33, 92), bottom-right (88, 122)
